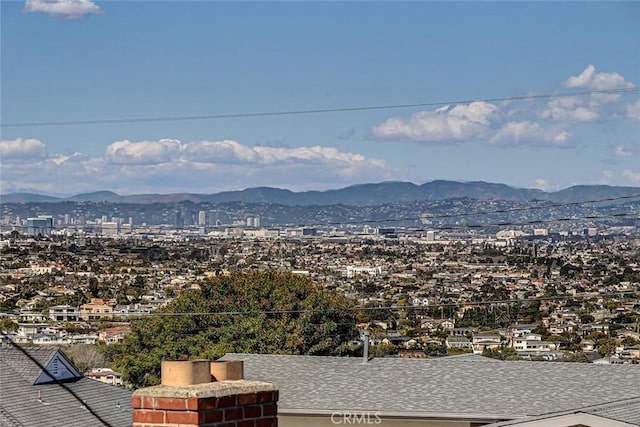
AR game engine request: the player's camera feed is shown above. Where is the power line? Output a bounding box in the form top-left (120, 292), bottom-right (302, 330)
top-left (2, 87), bottom-right (637, 128)
top-left (416, 212), bottom-right (639, 231)
top-left (115, 291), bottom-right (638, 318)
top-left (276, 193), bottom-right (640, 227)
top-left (417, 194), bottom-right (640, 220)
top-left (296, 210), bottom-right (639, 229)
top-left (291, 193), bottom-right (640, 227)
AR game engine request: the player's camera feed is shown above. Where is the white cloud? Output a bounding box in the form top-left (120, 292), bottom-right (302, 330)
top-left (23, 0), bottom-right (101, 19)
top-left (539, 96), bottom-right (598, 123)
top-left (533, 179), bottom-right (549, 190)
top-left (532, 179), bottom-right (562, 191)
top-left (622, 169), bottom-right (640, 184)
top-left (105, 139), bottom-right (182, 165)
top-left (490, 121), bottom-right (571, 147)
top-left (50, 152), bottom-right (90, 165)
top-left (1, 138), bottom-right (389, 194)
top-left (253, 145), bottom-right (375, 166)
top-left (173, 140), bottom-right (381, 170)
top-left (600, 170), bottom-right (613, 185)
top-left (614, 145), bottom-right (632, 157)
top-left (628, 99), bottom-right (640, 121)
top-left (181, 140), bottom-right (258, 164)
top-left (0, 138), bottom-right (48, 162)
top-left (370, 101), bottom-right (498, 142)
top-left (564, 64), bottom-right (634, 91)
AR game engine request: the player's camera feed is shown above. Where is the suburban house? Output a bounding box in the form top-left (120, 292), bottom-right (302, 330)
top-left (0, 347), bottom-right (132, 426)
top-left (512, 333), bottom-right (556, 352)
top-left (472, 333), bottom-right (502, 354)
top-left (85, 367), bottom-right (124, 386)
top-left (220, 352), bottom-right (640, 427)
top-left (48, 305), bottom-right (80, 322)
top-left (485, 397), bottom-right (640, 426)
top-left (98, 326), bottom-right (133, 345)
top-left (79, 298), bottom-right (116, 321)
top-left (446, 335), bottom-right (472, 349)
top-left (507, 324), bottom-right (538, 338)
top-left (1, 348), bottom-right (639, 427)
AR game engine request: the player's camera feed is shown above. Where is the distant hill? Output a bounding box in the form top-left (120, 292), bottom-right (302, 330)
top-left (66, 191), bottom-right (124, 203)
top-left (2, 181), bottom-right (639, 206)
top-left (0, 193), bottom-right (60, 203)
top-left (548, 185), bottom-right (640, 203)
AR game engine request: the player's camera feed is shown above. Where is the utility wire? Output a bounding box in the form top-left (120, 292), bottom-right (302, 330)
top-left (2, 87), bottom-right (637, 128)
top-left (116, 291), bottom-right (638, 318)
top-left (291, 210), bottom-right (639, 229)
top-left (281, 193), bottom-right (640, 227)
top-left (414, 212), bottom-right (639, 231)
top-left (416, 194), bottom-right (640, 220)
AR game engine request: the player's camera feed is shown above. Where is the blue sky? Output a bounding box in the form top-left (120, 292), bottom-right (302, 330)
top-left (1, 1), bottom-right (639, 196)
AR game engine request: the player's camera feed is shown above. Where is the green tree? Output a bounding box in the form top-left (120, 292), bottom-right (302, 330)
top-left (110, 271), bottom-right (358, 388)
top-left (597, 338), bottom-right (618, 358)
top-left (622, 336), bottom-right (639, 346)
top-left (0, 318), bottom-right (18, 332)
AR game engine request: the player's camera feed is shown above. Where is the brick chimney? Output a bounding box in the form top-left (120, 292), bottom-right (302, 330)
top-left (132, 360), bottom-right (278, 427)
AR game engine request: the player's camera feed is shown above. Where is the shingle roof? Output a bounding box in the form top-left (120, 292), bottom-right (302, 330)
top-left (587, 398), bottom-right (640, 426)
top-left (0, 347), bottom-right (60, 384)
top-left (486, 397), bottom-right (640, 426)
top-left (220, 353), bottom-right (640, 421)
top-left (0, 347), bottom-right (131, 427)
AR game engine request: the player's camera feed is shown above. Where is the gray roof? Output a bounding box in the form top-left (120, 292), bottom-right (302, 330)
top-left (0, 347), bottom-right (61, 384)
top-left (221, 353), bottom-right (640, 422)
top-left (487, 397), bottom-right (640, 426)
top-left (0, 347), bottom-right (132, 427)
top-left (587, 398), bottom-right (640, 426)
top-left (446, 336), bottom-right (470, 342)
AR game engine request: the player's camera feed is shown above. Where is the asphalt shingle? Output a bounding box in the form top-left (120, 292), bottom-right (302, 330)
top-left (221, 353), bottom-right (640, 420)
top-left (0, 348), bottom-right (132, 427)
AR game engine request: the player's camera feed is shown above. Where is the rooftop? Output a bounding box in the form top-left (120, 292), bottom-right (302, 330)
top-left (0, 347), bottom-right (132, 427)
top-left (221, 353), bottom-right (640, 422)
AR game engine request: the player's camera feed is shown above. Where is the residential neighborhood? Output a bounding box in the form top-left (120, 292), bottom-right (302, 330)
top-left (1, 220), bottom-right (639, 371)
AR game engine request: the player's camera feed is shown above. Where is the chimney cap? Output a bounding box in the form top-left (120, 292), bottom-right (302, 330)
top-left (133, 380), bottom-right (276, 399)
top-left (161, 360), bottom-right (211, 387)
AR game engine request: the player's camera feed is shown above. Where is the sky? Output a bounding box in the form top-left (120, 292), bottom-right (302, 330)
top-left (1, 1), bottom-right (639, 196)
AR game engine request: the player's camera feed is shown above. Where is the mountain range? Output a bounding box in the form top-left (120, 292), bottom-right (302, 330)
top-left (2, 181), bottom-right (640, 206)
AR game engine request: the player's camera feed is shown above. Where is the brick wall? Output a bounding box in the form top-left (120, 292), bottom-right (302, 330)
top-left (132, 381), bottom-right (278, 427)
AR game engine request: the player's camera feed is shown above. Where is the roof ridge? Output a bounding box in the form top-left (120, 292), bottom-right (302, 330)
top-left (577, 396), bottom-right (640, 413)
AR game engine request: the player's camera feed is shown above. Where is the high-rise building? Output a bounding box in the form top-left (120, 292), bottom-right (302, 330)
top-left (101, 222), bottom-right (119, 236)
top-left (183, 210), bottom-right (195, 226)
top-left (26, 215), bottom-right (53, 236)
top-left (302, 228), bottom-right (317, 236)
top-left (246, 216), bottom-right (261, 228)
top-left (209, 210), bottom-right (220, 226)
top-left (173, 211), bottom-right (184, 229)
top-left (198, 211), bottom-right (207, 226)
top-left (533, 228), bottom-right (549, 236)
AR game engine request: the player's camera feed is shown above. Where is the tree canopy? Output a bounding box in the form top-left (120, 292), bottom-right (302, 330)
top-left (109, 271), bottom-right (358, 388)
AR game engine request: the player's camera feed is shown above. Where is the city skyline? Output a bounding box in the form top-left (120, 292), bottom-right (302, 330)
top-left (1, 1), bottom-right (639, 196)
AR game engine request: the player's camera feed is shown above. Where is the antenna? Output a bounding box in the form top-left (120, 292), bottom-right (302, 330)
top-left (362, 329), bottom-right (370, 364)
